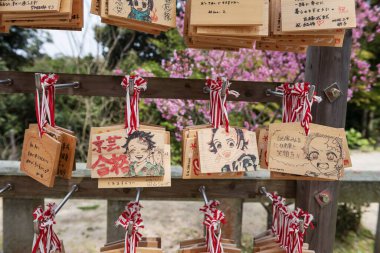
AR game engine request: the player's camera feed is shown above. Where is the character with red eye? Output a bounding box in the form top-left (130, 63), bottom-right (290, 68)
top-left (303, 133), bottom-right (344, 178)
top-left (127, 0), bottom-right (154, 22)
top-left (208, 128), bottom-right (258, 173)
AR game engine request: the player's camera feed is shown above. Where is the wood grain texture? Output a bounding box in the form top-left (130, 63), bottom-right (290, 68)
top-left (107, 200), bottom-right (127, 243)
top-left (296, 30), bottom-right (352, 253)
top-left (3, 198), bottom-right (44, 253)
top-left (0, 0), bottom-right (61, 13)
top-left (0, 71), bottom-right (281, 103)
top-left (281, 0), bottom-right (356, 32)
top-left (190, 0), bottom-right (264, 26)
top-left (0, 174), bottom-right (295, 200)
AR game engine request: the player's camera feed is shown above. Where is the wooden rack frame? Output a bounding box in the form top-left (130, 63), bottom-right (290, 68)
top-left (0, 31), bottom-right (365, 253)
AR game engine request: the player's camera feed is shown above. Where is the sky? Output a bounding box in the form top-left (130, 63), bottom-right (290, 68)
top-left (41, 0), bottom-right (100, 58)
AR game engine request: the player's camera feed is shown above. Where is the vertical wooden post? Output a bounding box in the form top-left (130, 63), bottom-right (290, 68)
top-left (107, 200), bottom-right (127, 243)
top-left (375, 203), bottom-right (380, 253)
top-left (220, 198), bottom-right (243, 245)
top-left (296, 31), bottom-right (352, 253)
top-left (3, 198), bottom-right (44, 253)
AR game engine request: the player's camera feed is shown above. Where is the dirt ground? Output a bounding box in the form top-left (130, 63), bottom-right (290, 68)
top-left (0, 199), bottom-right (377, 253)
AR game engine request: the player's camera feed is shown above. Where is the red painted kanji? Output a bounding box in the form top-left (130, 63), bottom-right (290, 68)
top-left (105, 135), bottom-right (122, 152)
top-left (91, 154), bottom-right (130, 176)
top-left (92, 136), bottom-right (105, 153)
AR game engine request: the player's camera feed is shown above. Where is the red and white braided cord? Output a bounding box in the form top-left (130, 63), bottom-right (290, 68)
top-left (200, 200), bottom-right (226, 253)
top-left (205, 77), bottom-right (239, 132)
top-left (276, 82), bottom-right (320, 136)
top-left (121, 75), bottom-right (147, 135)
top-left (266, 192), bottom-right (313, 253)
top-left (32, 203), bottom-right (62, 253)
top-left (35, 74), bottom-right (58, 136)
top-left (115, 201), bottom-right (144, 253)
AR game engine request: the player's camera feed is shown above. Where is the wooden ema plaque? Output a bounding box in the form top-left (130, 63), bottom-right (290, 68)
top-left (182, 127), bottom-right (244, 179)
top-left (98, 144), bottom-right (171, 188)
top-left (90, 128), bottom-right (166, 178)
top-left (0, 0), bottom-right (61, 13)
top-left (281, 0), bottom-right (356, 32)
top-left (20, 128), bottom-right (61, 187)
top-left (267, 122), bottom-right (351, 180)
top-left (6, 0), bottom-right (82, 29)
top-left (257, 127), bottom-right (269, 169)
top-left (94, 0), bottom-right (170, 34)
top-left (107, 0), bottom-right (176, 28)
top-left (56, 130), bottom-right (76, 179)
top-left (256, 41), bottom-right (307, 53)
top-left (101, 237), bottom-right (162, 252)
top-left (190, 0), bottom-right (264, 26)
top-left (197, 127), bottom-right (259, 174)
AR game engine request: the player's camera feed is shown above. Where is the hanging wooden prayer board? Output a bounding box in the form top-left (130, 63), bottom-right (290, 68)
top-left (107, 0), bottom-right (176, 28)
top-left (91, 128), bottom-right (167, 178)
top-left (197, 127), bottom-right (259, 174)
top-left (56, 129), bottom-right (76, 179)
top-left (267, 122), bottom-right (351, 180)
top-left (182, 126), bottom-right (244, 179)
top-left (0, 0), bottom-right (61, 13)
top-left (98, 144), bottom-right (171, 188)
top-left (281, 0), bottom-right (356, 32)
top-left (257, 127), bottom-right (269, 169)
top-left (190, 0), bottom-right (264, 26)
top-left (20, 127), bottom-right (61, 187)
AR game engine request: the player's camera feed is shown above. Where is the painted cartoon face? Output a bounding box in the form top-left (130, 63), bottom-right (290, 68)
top-left (127, 138), bottom-right (150, 164)
top-left (131, 0), bottom-right (150, 12)
top-left (307, 137), bottom-right (341, 172)
top-left (212, 128), bottom-right (239, 161)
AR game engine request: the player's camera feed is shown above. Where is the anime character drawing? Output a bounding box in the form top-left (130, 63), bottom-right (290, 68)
top-left (122, 131), bottom-right (164, 177)
top-left (303, 133), bottom-right (343, 178)
top-left (127, 0), bottom-right (154, 22)
top-left (208, 128), bottom-right (258, 172)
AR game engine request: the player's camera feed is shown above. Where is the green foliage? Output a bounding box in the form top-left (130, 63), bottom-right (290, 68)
top-left (336, 203), bottom-right (362, 241)
top-left (23, 55), bottom-right (99, 74)
top-left (346, 128), bottom-right (375, 150)
top-left (0, 28), bottom-right (50, 70)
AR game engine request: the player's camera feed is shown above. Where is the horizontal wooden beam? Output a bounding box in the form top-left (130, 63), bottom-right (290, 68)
top-left (0, 161), bottom-right (379, 202)
top-left (0, 71), bottom-right (282, 103)
top-left (0, 175), bottom-right (296, 200)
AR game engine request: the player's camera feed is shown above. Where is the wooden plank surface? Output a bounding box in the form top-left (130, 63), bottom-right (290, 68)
top-left (296, 30), bottom-right (352, 253)
top-left (0, 164), bottom-right (379, 202)
top-left (0, 173), bottom-right (295, 200)
top-left (0, 71), bottom-right (281, 103)
top-left (3, 198), bottom-right (44, 253)
top-left (281, 0), bottom-right (356, 32)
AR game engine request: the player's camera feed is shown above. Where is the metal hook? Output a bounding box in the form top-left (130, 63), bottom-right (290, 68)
top-left (266, 89), bottom-right (284, 97)
top-left (199, 186), bottom-right (208, 204)
top-left (308, 85), bottom-right (316, 102)
top-left (129, 77), bottom-right (134, 96)
top-left (35, 73), bottom-right (80, 90)
top-left (0, 183), bottom-right (12, 194)
top-left (35, 73), bottom-right (42, 90)
top-left (54, 184), bottom-right (79, 215)
top-left (299, 219), bottom-right (305, 233)
top-left (0, 78), bottom-right (12, 86)
top-left (54, 81), bottom-right (80, 90)
top-left (221, 78), bottom-right (229, 99)
top-left (135, 188), bottom-right (142, 202)
top-left (259, 186), bottom-right (268, 196)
